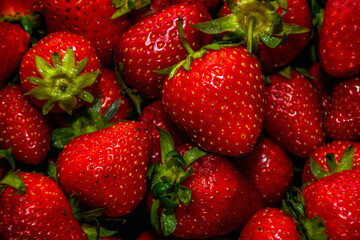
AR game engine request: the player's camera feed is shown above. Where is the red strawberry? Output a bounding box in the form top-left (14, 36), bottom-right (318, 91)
top-left (235, 135), bottom-right (294, 207)
top-left (238, 207), bottom-right (301, 240)
top-left (43, 0), bottom-right (132, 66)
top-left (318, 0), bottom-right (360, 78)
top-left (19, 31), bottom-right (102, 115)
top-left (115, 2), bottom-right (213, 99)
top-left (0, 22), bottom-right (30, 87)
top-left (0, 0), bottom-right (42, 19)
top-left (0, 85), bottom-right (51, 165)
top-left (323, 77), bottom-right (360, 141)
top-left (162, 45), bottom-right (265, 156)
top-left (0, 172), bottom-right (87, 239)
top-left (263, 69), bottom-right (325, 157)
top-left (302, 140), bottom-right (360, 184)
top-left (57, 121), bottom-right (152, 217)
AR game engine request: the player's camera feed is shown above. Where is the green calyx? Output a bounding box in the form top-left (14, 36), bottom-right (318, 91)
top-left (0, 171), bottom-right (25, 195)
top-left (82, 223), bottom-right (118, 240)
top-left (191, 0), bottom-right (309, 54)
top-left (111, 0), bottom-right (151, 19)
top-left (310, 145), bottom-right (354, 180)
top-left (25, 48), bottom-right (100, 115)
top-left (147, 127), bottom-right (207, 236)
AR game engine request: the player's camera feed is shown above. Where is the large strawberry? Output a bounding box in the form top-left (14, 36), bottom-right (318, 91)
top-left (0, 172), bottom-right (87, 239)
top-left (0, 22), bottom-right (30, 87)
top-left (318, 0), bottom-right (360, 78)
top-left (0, 85), bottom-right (51, 165)
top-left (263, 69), bottom-right (325, 157)
top-left (162, 44), bottom-right (265, 156)
top-left (57, 121), bottom-right (152, 217)
top-left (115, 2), bottom-right (213, 99)
top-left (19, 31), bottom-right (102, 115)
top-left (323, 77), bottom-right (360, 141)
top-left (42, 0), bottom-right (132, 66)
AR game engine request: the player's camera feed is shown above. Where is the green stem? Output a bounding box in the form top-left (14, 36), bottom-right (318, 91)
top-left (247, 16), bottom-right (256, 55)
top-left (177, 17), bottom-right (194, 55)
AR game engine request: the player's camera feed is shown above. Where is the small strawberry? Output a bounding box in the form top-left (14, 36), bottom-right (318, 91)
top-left (0, 172), bottom-right (87, 239)
top-left (162, 44), bottom-right (265, 156)
top-left (0, 85), bottom-right (51, 165)
top-left (57, 121), bottom-right (152, 217)
top-left (318, 0), bottom-right (360, 78)
top-left (238, 208), bottom-right (301, 240)
top-left (43, 0), bottom-right (132, 66)
top-left (323, 77), bottom-right (360, 141)
top-left (0, 22), bottom-right (30, 87)
top-left (115, 2), bottom-right (213, 99)
top-left (263, 69), bottom-right (325, 157)
top-left (19, 31), bottom-right (102, 115)
top-left (235, 135), bottom-right (294, 207)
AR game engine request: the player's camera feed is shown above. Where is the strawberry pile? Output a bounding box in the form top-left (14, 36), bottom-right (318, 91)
top-left (0, 0), bottom-right (359, 239)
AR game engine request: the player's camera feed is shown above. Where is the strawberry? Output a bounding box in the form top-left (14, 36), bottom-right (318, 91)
top-left (162, 44), bottom-right (265, 156)
top-left (318, 0), bottom-right (360, 78)
top-left (19, 31), bottom-right (102, 115)
top-left (42, 0), bottom-right (132, 66)
top-left (147, 131), bottom-right (264, 238)
top-left (263, 69), bottom-right (325, 157)
top-left (115, 2), bottom-right (213, 99)
top-left (0, 172), bottom-right (87, 239)
top-left (323, 77), bottom-right (360, 141)
top-left (238, 207), bottom-right (301, 239)
top-left (235, 135), bottom-right (294, 207)
top-left (302, 146), bottom-right (360, 239)
top-left (57, 121), bottom-right (152, 217)
top-left (0, 85), bottom-right (51, 165)
top-left (0, 22), bottom-right (30, 87)
top-left (0, 0), bottom-right (42, 20)
top-left (302, 140), bottom-right (360, 184)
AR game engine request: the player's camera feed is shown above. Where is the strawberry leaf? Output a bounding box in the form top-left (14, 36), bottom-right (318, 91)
top-left (310, 157), bottom-right (330, 180)
top-left (183, 147), bottom-right (207, 168)
top-left (151, 199), bottom-right (161, 232)
top-left (161, 209), bottom-right (177, 236)
top-left (0, 172), bottom-right (25, 195)
top-left (156, 127), bottom-right (175, 163)
top-left (336, 145), bottom-right (354, 172)
top-left (178, 186), bottom-right (191, 205)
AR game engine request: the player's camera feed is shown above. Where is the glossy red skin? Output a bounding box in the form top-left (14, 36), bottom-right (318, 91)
top-left (319, 0), bottom-right (360, 78)
top-left (0, 172), bottom-right (87, 240)
top-left (302, 141), bottom-right (360, 184)
top-left (0, 85), bottom-right (51, 164)
top-left (303, 168), bottom-right (360, 240)
top-left (264, 69), bottom-right (325, 157)
top-left (115, 3), bottom-right (213, 99)
top-left (323, 77), bottom-right (360, 141)
top-left (43, 0), bottom-right (131, 66)
top-left (138, 100), bottom-right (189, 164)
top-left (236, 136), bottom-right (294, 207)
top-left (169, 144), bottom-right (264, 239)
top-left (162, 45), bottom-right (265, 156)
top-left (238, 208), bottom-right (301, 240)
top-left (57, 121), bottom-right (152, 217)
top-left (0, 22), bottom-right (29, 87)
top-left (88, 68), bottom-right (132, 123)
top-left (19, 31), bottom-right (102, 113)
top-left (0, 0), bottom-right (43, 17)
top-left (309, 62), bottom-right (331, 116)
top-left (221, 0), bottom-right (312, 73)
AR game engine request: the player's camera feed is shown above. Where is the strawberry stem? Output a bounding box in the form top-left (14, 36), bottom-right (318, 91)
top-left (177, 17), bottom-right (194, 55)
top-left (246, 16), bottom-right (256, 55)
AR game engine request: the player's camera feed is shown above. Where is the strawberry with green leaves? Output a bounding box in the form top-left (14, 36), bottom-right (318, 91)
top-left (57, 121), bottom-right (152, 217)
top-left (0, 85), bottom-right (51, 165)
top-left (19, 31), bottom-right (102, 115)
top-left (0, 172), bottom-right (87, 239)
top-left (115, 2), bottom-right (213, 99)
top-left (263, 69), bottom-right (325, 157)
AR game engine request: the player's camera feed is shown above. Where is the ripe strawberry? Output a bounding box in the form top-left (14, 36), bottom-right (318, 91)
top-left (235, 135), bottom-right (294, 207)
top-left (0, 0), bottom-right (42, 19)
top-left (302, 141), bottom-right (360, 184)
top-left (162, 45), bottom-right (265, 156)
top-left (0, 172), bottom-right (87, 239)
top-left (318, 0), bottom-right (360, 78)
top-left (115, 2), bottom-right (213, 99)
top-left (0, 85), bottom-right (51, 165)
top-left (147, 140), bottom-right (264, 239)
top-left (263, 69), bottom-right (325, 157)
top-left (42, 0), bottom-right (132, 66)
top-left (0, 22), bottom-right (30, 87)
top-left (238, 207), bottom-right (301, 239)
top-left (19, 31), bottom-right (102, 115)
top-left (323, 77), bottom-right (360, 141)
top-left (57, 121), bottom-right (152, 217)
